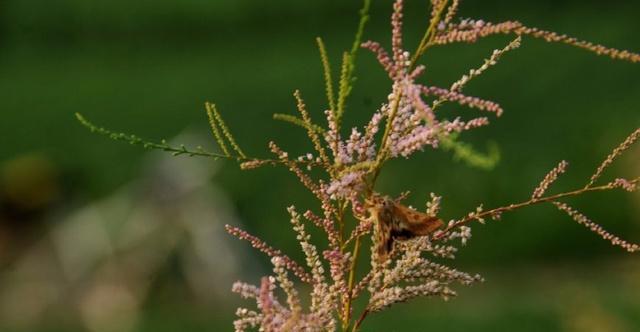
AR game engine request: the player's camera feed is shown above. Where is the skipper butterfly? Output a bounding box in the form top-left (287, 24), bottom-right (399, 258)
top-left (367, 195), bottom-right (444, 263)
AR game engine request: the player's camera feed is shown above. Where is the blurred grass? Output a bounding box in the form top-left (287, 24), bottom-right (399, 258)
top-left (3, 258), bottom-right (637, 332)
top-left (1, 0), bottom-right (640, 330)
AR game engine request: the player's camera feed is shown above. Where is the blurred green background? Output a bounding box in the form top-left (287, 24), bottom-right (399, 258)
top-left (1, 0), bottom-right (639, 331)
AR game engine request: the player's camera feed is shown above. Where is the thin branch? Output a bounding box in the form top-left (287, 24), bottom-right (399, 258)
top-left (206, 102), bottom-right (247, 158)
top-left (337, 0), bottom-right (372, 124)
top-left (317, 37), bottom-right (337, 113)
top-left (206, 102), bottom-right (231, 157)
top-left (352, 309), bottom-right (370, 332)
top-left (436, 180), bottom-right (638, 239)
top-left (587, 128), bottom-right (640, 188)
top-left (76, 113), bottom-right (317, 170)
top-left (76, 113), bottom-right (229, 159)
top-left (343, 236), bottom-right (363, 330)
top-left (411, 0), bottom-right (449, 67)
top-left (294, 90), bottom-right (331, 168)
top-left (273, 113), bottom-right (326, 134)
top-left (226, 224), bottom-right (313, 283)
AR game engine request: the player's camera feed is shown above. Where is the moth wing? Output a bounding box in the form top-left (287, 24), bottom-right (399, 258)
top-left (375, 226), bottom-right (394, 263)
top-left (393, 204), bottom-right (444, 235)
top-left (374, 205), bottom-right (394, 263)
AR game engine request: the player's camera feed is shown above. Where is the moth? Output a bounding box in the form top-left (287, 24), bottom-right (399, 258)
top-left (367, 195), bottom-right (444, 263)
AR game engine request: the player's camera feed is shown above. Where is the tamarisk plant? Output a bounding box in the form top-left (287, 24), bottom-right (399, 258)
top-left (77, 0), bottom-right (640, 331)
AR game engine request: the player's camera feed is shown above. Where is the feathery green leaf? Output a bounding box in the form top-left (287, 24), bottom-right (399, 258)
top-left (206, 102), bottom-right (247, 158)
top-left (75, 113), bottom-right (227, 159)
top-left (316, 37), bottom-right (337, 114)
top-left (440, 134), bottom-right (500, 170)
top-left (273, 113), bottom-right (326, 134)
top-left (205, 102), bottom-right (231, 157)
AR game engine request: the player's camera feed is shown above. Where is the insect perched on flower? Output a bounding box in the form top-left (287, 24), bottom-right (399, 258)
top-left (367, 194), bottom-right (444, 263)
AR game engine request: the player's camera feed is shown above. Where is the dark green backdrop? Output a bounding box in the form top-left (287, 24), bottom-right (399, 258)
top-left (1, 1), bottom-right (639, 331)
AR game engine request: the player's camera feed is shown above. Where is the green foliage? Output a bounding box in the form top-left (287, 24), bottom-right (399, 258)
top-left (440, 134), bottom-right (500, 170)
top-left (316, 37), bottom-right (337, 114)
top-left (205, 102), bottom-right (246, 158)
top-left (206, 102), bottom-right (232, 157)
top-left (273, 113), bottom-right (326, 134)
top-left (75, 113), bottom-right (227, 159)
top-left (336, 0), bottom-right (371, 126)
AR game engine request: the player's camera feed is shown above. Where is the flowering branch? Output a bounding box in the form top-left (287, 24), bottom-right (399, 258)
top-left (436, 130), bottom-right (640, 251)
top-left (78, 1), bottom-right (640, 331)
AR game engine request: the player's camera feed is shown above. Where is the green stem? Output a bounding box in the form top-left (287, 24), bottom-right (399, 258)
top-left (76, 113), bottom-right (320, 169)
top-left (349, 2), bottom-right (453, 330)
top-left (342, 236), bottom-right (362, 331)
top-left (370, 0), bottom-right (450, 185)
top-left (411, 0), bottom-right (449, 68)
top-left (370, 89), bottom-right (404, 185)
top-left (336, 0), bottom-right (372, 125)
top-left (350, 0), bottom-right (372, 58)
top-left (338, 199), bottom-right (349, 246)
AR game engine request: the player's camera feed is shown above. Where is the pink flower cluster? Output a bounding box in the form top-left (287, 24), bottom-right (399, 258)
top-left (363, 0), bottom-right (504, 159)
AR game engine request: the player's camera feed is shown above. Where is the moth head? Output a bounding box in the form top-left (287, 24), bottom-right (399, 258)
top-left (365, 193), bottom-right (386, 208)
top-left (365, 194), bottom-right (396, 221)
top-left (381, 196), bottom-right (395, 211)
